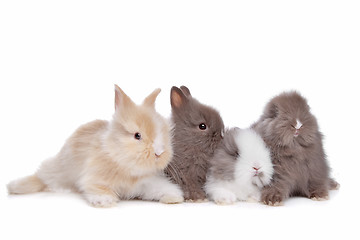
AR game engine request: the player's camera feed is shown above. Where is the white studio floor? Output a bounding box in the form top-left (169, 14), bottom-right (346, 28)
top-left (0, 187), bottom-right (352, 240)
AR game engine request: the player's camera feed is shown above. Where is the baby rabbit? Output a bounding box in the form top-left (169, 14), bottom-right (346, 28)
top-left (252, 91), bottom-right (339, 206)
top-left (205, 128), bottom-right (273, 205)
top-left (164, 86), bottom-right (225, 201)
top-left (7, 85), bottom-right (183, 207)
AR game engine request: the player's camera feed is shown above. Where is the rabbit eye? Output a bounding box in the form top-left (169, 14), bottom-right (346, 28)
top-left (134, 132), bottom-right (141, 140)
top-left (199, 123), bottom-right (207, 130)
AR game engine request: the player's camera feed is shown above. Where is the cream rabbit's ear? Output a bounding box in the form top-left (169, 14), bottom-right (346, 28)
top-left (142, 88), bottom-right (161, 109)
top-left (114, 84), bottom-right (135, 112)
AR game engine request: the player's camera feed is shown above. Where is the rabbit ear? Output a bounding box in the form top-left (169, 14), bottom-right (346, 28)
top-left (171, 86), bottom-right (189, 108)
top-left (180, 86), bottom-right (192, 97)
top-left (114, 84), bottom-right (135, 112)
top-left (143, 88), bottom-right (161, 109)
top-left (264, 102), bottom-right (278, 119)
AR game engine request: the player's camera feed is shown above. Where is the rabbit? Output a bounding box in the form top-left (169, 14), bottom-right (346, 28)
top-left (252, 91), bottom-right (339, 206)
top-left (205, 128), bottom-right (274, 205)
top-left (164, 86), bottom-right (225, 201)
top-left (7, 85), bottom-right (184, 207)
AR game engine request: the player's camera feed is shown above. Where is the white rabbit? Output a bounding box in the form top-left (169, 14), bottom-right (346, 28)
top-left (205, 128), bottom-right (273, 205)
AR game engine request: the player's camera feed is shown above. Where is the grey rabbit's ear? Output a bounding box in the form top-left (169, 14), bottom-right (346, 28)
top-left (264, 102), bottom-right (278, 119)
top-left (180, 86), bottom-right (192, 98)
top-left (171, 86), bottom-right (190, 108)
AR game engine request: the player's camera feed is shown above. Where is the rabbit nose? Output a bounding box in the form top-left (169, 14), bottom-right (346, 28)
top-left (153, 137), bottom-right (164, 158)
top-left (153, 142), bottom-right (164, 157)
top-left (155, 149), bottom-right (164, 157)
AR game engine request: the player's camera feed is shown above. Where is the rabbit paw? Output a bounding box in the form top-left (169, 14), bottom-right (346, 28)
top-left (261, 189), bottom-right (284, 207)
top-left (310, 188), bottom-right (329, 201)
top-left (160, 195), bottom-right (184, 204)
top-left (310, 194), bottom-right (329, 201)
top-left (213, 192), bottom-right (237, 205)
top-left (85, 194), bottom-right (118, 208)
top-left (184, 190), bottom-right (207, 202)
top-left (329, 179), bottom-right (340, 190)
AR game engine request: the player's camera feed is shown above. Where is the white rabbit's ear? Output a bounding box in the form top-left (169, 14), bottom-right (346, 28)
top-left (143, 88), bottom-right (161, 109)
top-left (114, 84), bottom-right (135, 112)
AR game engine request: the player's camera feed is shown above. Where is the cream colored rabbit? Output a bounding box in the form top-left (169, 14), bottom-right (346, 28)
top-left (7, 85), bottom-right (183, 207)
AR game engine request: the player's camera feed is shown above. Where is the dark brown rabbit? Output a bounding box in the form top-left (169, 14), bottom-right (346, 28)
top-left (164, 86), bottom-right (225, 201)
top-left (252, 91), bottom-right (339, 206)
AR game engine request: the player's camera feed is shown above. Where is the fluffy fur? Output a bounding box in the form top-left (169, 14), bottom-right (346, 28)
top-left (7, 85), bottom-right (184, 207)
top-left (252, 91), bottom-right (339, 206)
top-left (205, 128), bottom-right (273, 205)
top-left (164, 86), bottom-right (225, 201)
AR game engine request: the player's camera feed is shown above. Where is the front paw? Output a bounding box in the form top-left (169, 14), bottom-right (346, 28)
top-left (310, 195), bottom-right (329, 201)
top-left (213, 193), bottom-right (236, 205)
top-left (310, 188), bottom-right (329, 201)
top-left (85, 194), bottom-right (118, 208)
top-left (261, 188), bottom-right (284, 206)
top-left (184, 190), bottom-right (207, 202)
top-left (160, 195), bottom-right (184, 204)
top-left (310, 191), bottom-right (329, 201)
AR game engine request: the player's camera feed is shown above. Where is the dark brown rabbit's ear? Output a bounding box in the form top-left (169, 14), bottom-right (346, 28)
top-left (171, 86), bottom-right (189, 108)
top-left (180, 86), bottom-right (192, 98)
top-left (264, 102), bottom-right (278, 119)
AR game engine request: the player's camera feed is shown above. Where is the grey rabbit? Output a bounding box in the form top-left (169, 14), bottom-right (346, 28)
top-left (164, 86), bottom-right (225, 201)
top-left (252, 91), bottom-right (340, 206)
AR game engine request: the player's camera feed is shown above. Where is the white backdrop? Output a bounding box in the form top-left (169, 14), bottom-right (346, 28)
top-left (0, 1), bottom-right (359, 239)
